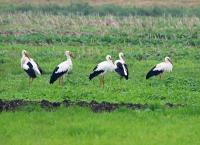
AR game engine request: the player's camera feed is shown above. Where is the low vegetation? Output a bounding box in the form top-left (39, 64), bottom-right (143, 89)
top-left (0, 12), bottom-right (199, 46)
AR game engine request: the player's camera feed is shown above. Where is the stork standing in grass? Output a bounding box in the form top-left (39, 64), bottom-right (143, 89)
top-left (50, 51), bottom-right (73, 85)
top-left (89, 55), bottom-right (115, 87)
top-left (21, 50), bottom-right (43, 85)
top-left (115, 52), bottom-right (129, 80)
top-left (146, 56), bottom-right (173, 79)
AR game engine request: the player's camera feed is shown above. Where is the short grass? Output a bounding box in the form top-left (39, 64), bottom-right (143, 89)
top-left (0, 43), bottom-right (200, 105)
top-left (0, 106), bottom-right (200, 145)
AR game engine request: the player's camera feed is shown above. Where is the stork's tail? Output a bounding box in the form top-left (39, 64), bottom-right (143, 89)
top-left (49, 75), bottom-right (56, 84)
top-left (146, 66), bottom-right (163, 79)
top-left (89, 70), bottom-right (104, 80)
top-left (38, 67), bottom-right (43, 75)
top-left (125, 75), bottom-right (128, 80)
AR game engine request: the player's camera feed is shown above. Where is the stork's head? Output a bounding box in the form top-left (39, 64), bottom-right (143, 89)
top-left (119, 52), bottom-right (124, 59)
top-left (22, 50), bottom-right (27, 56)
top-left (165, 56), bottom-right (172, 64)
top-left (106, 55), bottom-right (113, 63)
top-left (22, 49), bottom-right (30, 58)
top-left (65, 51), bottom-right (74, 58)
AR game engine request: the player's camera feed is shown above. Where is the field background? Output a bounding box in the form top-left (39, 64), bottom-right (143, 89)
top-left (0, 0), bottom-right (200, 145)
top-left (1, 0), bottom-right (200, 7)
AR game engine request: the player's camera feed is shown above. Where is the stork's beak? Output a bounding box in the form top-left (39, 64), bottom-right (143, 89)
top-left (25, 52), bottom-right (30, 58)
top-left (168, 59), bottom-right (173, 64)
top-left (69, 52), bottom-right (74, 58)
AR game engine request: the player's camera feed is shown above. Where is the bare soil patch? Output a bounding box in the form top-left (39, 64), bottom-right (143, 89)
top-left (0, 99), bottom-right (185, 112)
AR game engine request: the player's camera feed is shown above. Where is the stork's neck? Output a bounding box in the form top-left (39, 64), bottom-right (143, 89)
top-left (66, 55), bottom-right (71, 60)
top-left (106, 59), bottom-right (113, 64)
top-left (66, 55), bottom-right (72, 64)
top-left (165, 60), bottom-right (170, 63)
top-left (22, 53), bottom-right (30, 60)
top-left (119, 56), bottom-right (125, 63)
top-left (167, 60), bottom-right (172, 65)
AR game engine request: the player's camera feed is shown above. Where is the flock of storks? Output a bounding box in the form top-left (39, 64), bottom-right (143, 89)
top-left (21, 50), bottom-right (173, 86)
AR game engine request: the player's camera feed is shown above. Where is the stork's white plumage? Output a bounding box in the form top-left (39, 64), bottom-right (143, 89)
top-left (49, 51), bottom-right (73, 85)
top-left (115, 52), bottom-right (129, 80)
top-left (146, 56), bottom-right (173, 79)
top-left (89, 55), bottom-right (115, 86)
top-left (21, 50), bottom-right (43, 85)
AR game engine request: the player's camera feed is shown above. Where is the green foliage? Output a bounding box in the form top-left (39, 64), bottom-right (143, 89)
top-left (0, 3), bottom-right (200, 17)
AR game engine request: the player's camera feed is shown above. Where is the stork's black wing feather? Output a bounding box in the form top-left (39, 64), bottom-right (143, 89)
top-left (146, 66), bottom-right (163, 79)
top-left (89, 70), bottom-right (104, 80)
top-left (49, 66), bottom-right (68, 84)
top-left (24, 62), bottom-right (36, 78)
top-left (35, 61), bottom-right (43, 74)
top-left (93, 65), bottom-right (98, 71)
top-left (115, 62), bottom-right (124, 75)
top-left (124, 64), bottom-right (129, 80)
top-left (89, 65), bottom-right (104, 80)
top-left (115, 62), bottom-right (128, 80)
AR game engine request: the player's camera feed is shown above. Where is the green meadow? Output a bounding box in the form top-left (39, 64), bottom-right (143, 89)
top-left (0, 2), bottom-right (200, 145)
top-left (0, 107), bottom-right (200, 145)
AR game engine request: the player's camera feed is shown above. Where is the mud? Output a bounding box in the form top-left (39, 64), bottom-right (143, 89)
top-left (0, 99), bottom-right (27, 111)
top-left (0, 99), bottom-right (185, 113)
top-left (40, 100), bottom-right (61, 110)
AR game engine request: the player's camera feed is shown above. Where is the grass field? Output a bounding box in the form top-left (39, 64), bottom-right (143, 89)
top-left (0, 2), bottom-right (200, 145)
top-left (1, 107), bottom-right (200, 145)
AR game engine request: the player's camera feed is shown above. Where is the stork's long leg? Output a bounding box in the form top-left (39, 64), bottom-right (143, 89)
top-left (160, 74), bottom-right (162, 80)
top-left (102, 76), bottom-right (105, 87)
top-left (99, 77), bottom-right (102, 87)
top-left (29, 78), bottom-right (34, 86)
top-left (61, 76), bottom-right (64, 86)
top-left (59, 78), bottom-right (61, 85)
top-left (31, 78), bottom-right (34, 84)
top-left (29, 78), bottom-right (31, 86)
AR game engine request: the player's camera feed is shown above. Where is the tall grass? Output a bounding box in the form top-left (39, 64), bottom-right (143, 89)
top-left (0, 3), bottom-right (200, 17)
top-left (0, 12), bottom-right (199, 46)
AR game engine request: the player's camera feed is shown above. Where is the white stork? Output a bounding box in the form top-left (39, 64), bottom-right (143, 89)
top-left (21, 50), bottom-right (43, 85)
top-left (49, 51), bottom-right (73, 85)
top-left (89, 55), bottom-right (115, 87)
top-left (115, 52), bottom-right (129, 80)
top-left (146, 56), bottom-right (173, 79)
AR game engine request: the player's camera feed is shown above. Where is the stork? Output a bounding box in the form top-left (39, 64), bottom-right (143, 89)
top-left (146, 56), bottom-right (173, 79)
top-left (21, 50), bottom-right (43, 86)
top-left (49, 51), bottom-right (73, 85)
top-left (115, 52), bottom-right (129, 80)
top-left (89, 55), bottom-right (115, 87)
